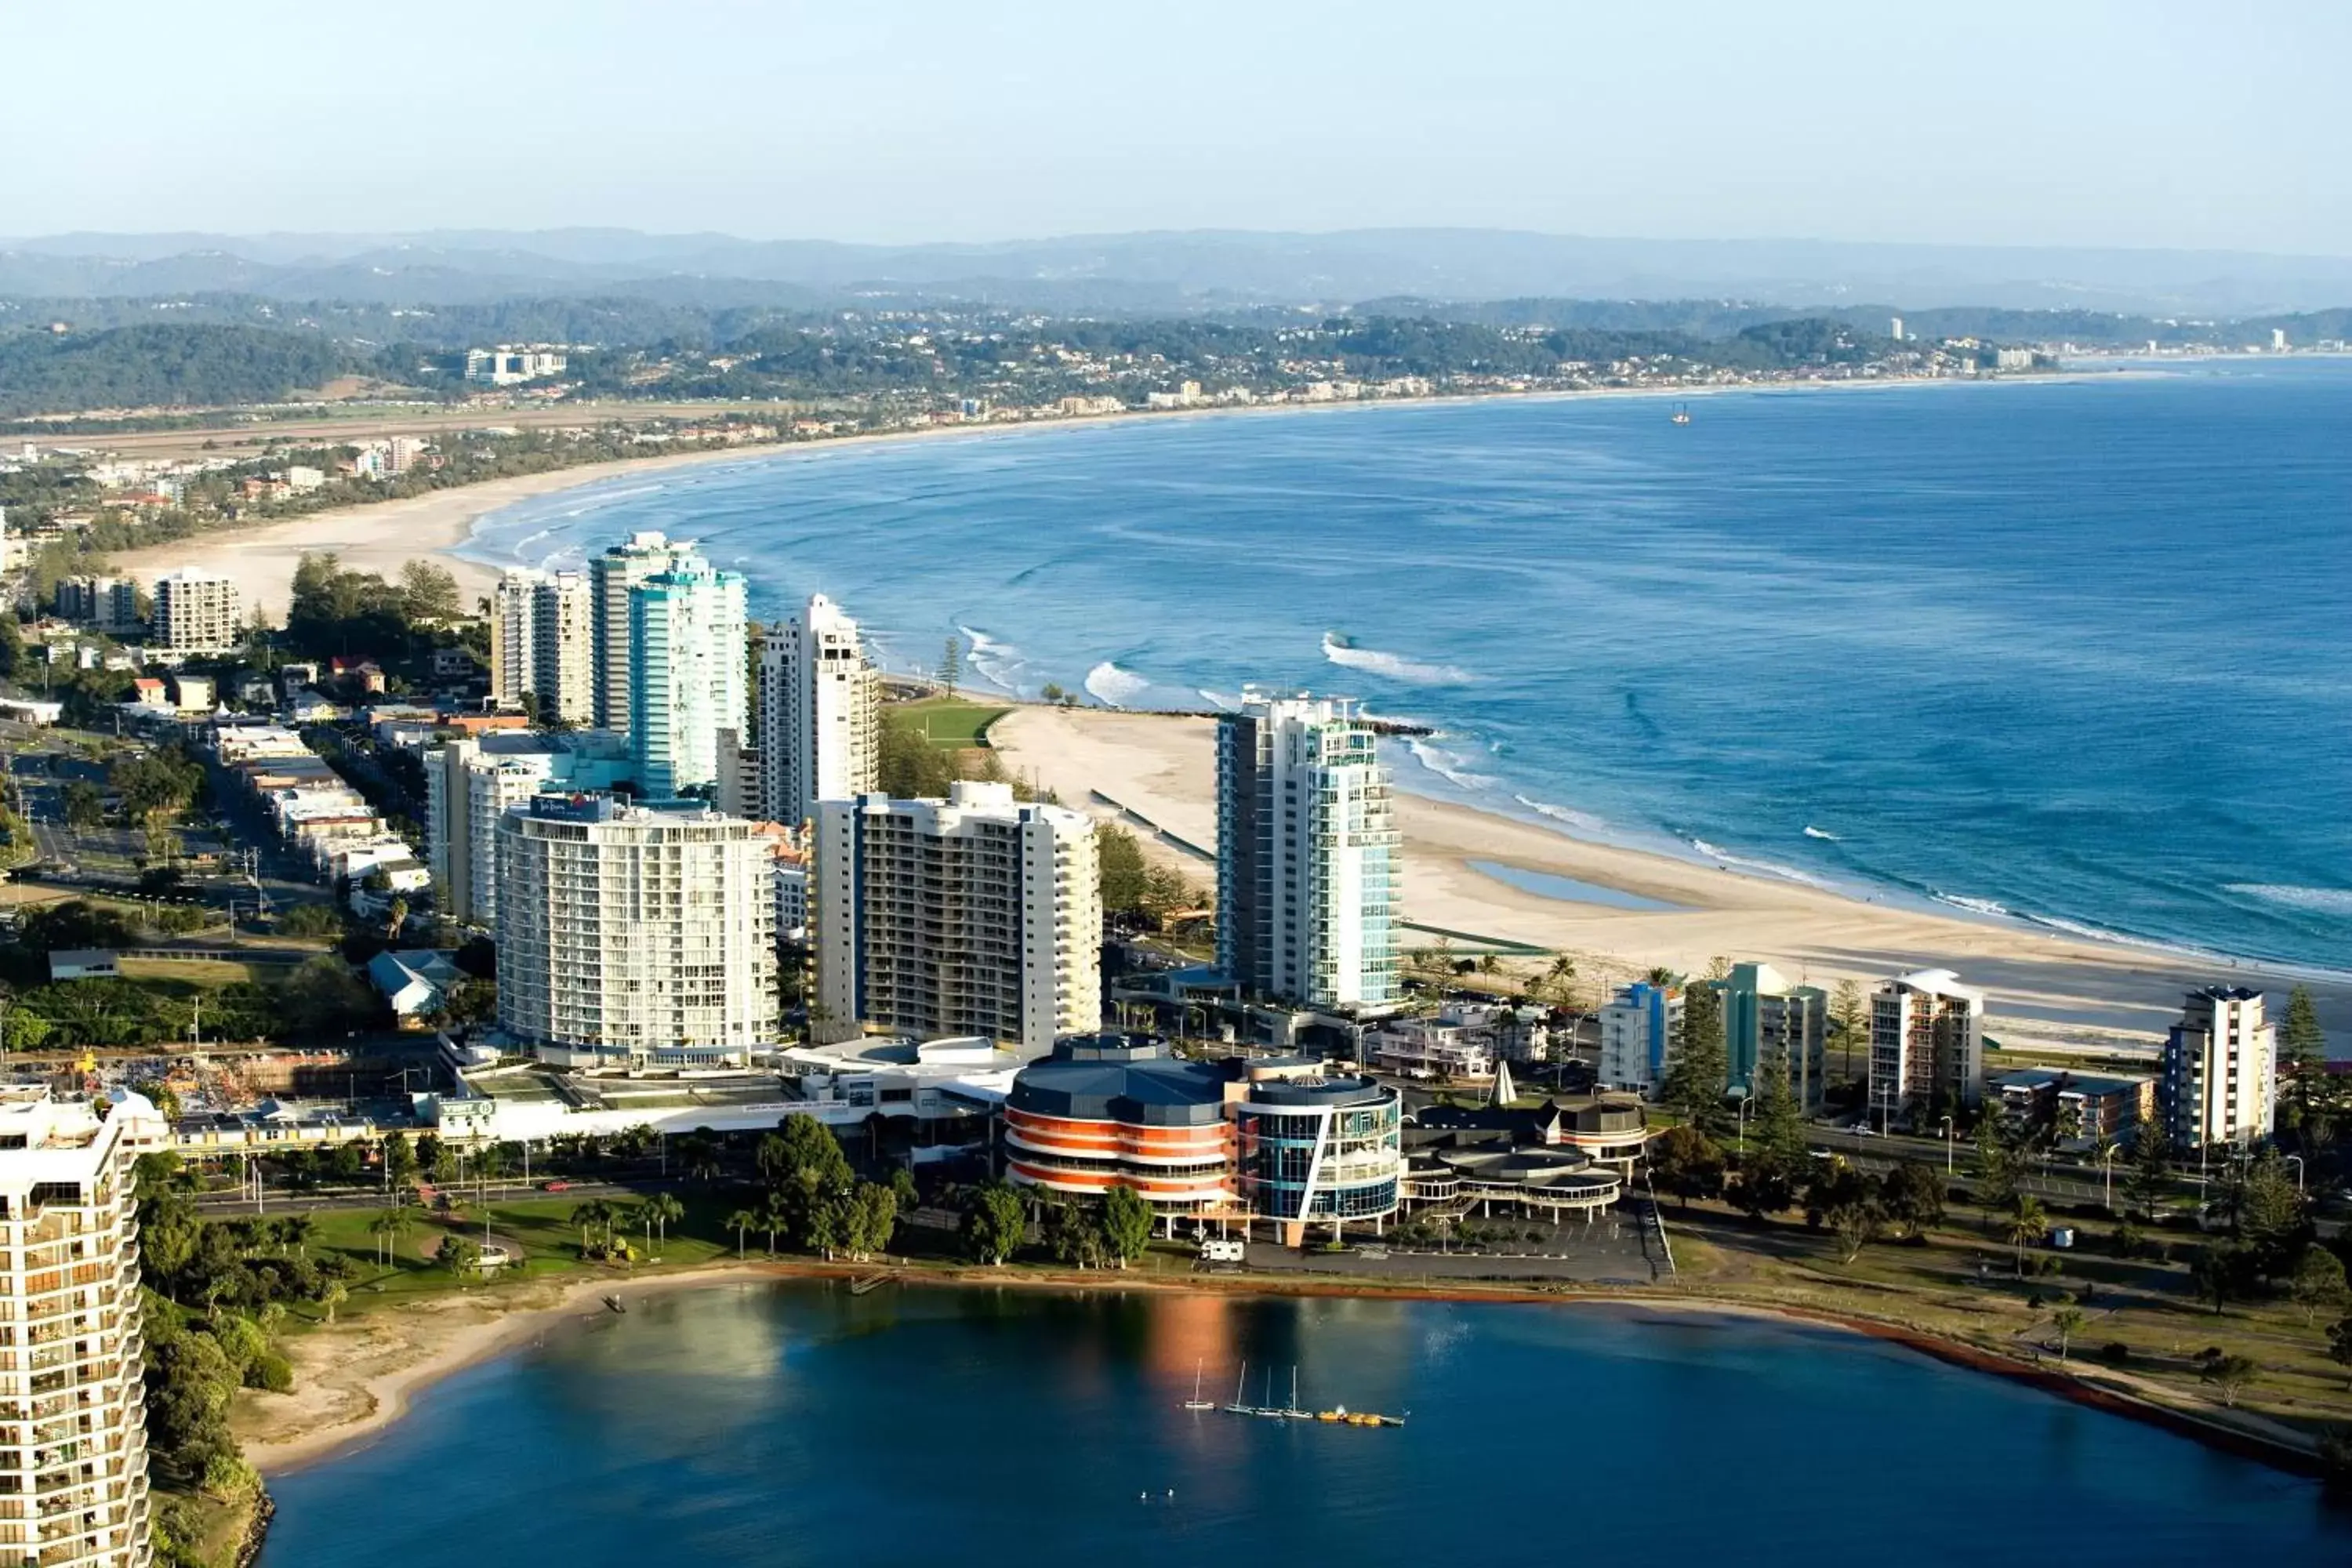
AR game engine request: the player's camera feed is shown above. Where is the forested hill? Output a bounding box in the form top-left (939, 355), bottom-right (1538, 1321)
top-left (0, 322), bottom-right (353, 416)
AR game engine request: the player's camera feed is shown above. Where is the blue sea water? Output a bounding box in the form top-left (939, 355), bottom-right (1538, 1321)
top-left (260, 1283), bottom-right (2349, 1567)
top-left (463, 361), bottom-right (2352, 969)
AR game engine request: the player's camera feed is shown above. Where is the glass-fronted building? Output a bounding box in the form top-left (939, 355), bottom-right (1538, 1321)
top-left (1234, 1074), bottom-right (1403, 1240)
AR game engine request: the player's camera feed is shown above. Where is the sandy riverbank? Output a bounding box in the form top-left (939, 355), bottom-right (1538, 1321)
top-left (988, 706), bottom-right (2352, 1044)
top-left (235, 1265), bottom-right (787, 1474)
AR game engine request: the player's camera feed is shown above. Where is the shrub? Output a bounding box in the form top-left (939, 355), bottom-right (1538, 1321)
top-left (2099, 1341), bottom-right (2131, 1366)
top-left (251, 1351), bottom-right (295, 1392)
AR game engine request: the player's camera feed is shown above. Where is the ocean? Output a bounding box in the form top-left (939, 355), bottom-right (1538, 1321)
top-left (461, 360), bottom-right (2352, 970)
top-left (259, 1283), bottom-right (2350, 1567)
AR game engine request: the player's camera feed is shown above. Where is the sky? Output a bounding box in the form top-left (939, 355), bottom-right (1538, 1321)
top-left (7, 0), bottom-right (2349, 255)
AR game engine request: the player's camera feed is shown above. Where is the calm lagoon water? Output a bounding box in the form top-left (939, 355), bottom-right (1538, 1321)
top-left (462, 361), bottom-right (2352, 971)
top-left (260, 1282), bottom-right (2348, 1567)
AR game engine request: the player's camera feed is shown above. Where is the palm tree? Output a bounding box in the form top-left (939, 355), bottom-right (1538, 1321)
top-left (278, 1214), bottom-right (315, 1256)
top-left (369, 1205), bottom-right (415, 1268)
top-left (760, 1193), bottom-right (790, 1257)
top-left (571, 1198), bottom-right (614, 1255)
top-left (728, 1208), bottom-right (757, 1259)
top-left (2049, 1302), bottom-right (2086, 1363)
top-left (2005, 1196), bottom-right (2049, 1277)
top-left (648, 1192), bottom-right (685, 1251)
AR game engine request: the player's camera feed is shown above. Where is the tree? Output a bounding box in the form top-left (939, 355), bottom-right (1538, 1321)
top-left (2200, 1352), bottom-right (2259, 1408)
top-left (1094, 822), bottom-right (1149, 916)
top-left (2236, 1151), bottom-right (2308, 1283)
top-left (1660, 982), bottom-right (1730, 1134)
top-left (1732, 1062), bottom-right (1808, 1218)
top-left (2329, 1315), bottom-right (2352, 1390)
top-left (647, 1191), bottom-right (685, 1253)
top-left (2049, 1299), bottom-right (2086, 1363)
top-left (1045, 1202), bottom-right (1106, 1269)
top-left (728, 1208), bottom-right (758, 1259)
top-left (1829, 1196), bottom-right (1882, 1263)
top-left (1878, 1160), bottom-right (1947, 1238)
top-left (60, 779), bottom-right (106, 830)
top-left (889, 1166), bottom-right (920, 1216)
top-left (279, 954), bottom-right (381, 1039)
top-left (2292, 1247), bottom-right (2349, 1326)
top-left (2190, 1241), bottom-right (2249, 1315)
top-left (398, 561), bottom-right (463, 623)
top-left (319, 1281), bottom-right (347, 1325)
top-left (962, 1181), bottom-right (1027, 1265)
top-left (434, 1234), bottom-right (482, 1277)
top-left (383, 1130), bottom-right (418, 1188)
top-left (571, 1199), bottom-right (615, 1256)
top-left (1974, 1112), bottom-right (2024, 1225)
top-left (1100, 1185), bottom-right (1154, 1267)
top-left (2278, 984), bottom-right (2327, 1131)
top-left (2125, 1121), bottom-right (2174, 1221)
top-left (844, 1181), bottom-right (898, 1261)
top-left (2005, 1196), bottom-right (2049, 1276)
top-left (1829, 978), bottom-right (1869, 1091)
top-left (938, 635), bottom-right (964, 695)
top-left (1648, 1125), bottom-right (1726, 1211)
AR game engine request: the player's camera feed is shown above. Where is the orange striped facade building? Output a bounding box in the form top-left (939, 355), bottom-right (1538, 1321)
top-left (1003, 1036), bottom-right (1403, 1238)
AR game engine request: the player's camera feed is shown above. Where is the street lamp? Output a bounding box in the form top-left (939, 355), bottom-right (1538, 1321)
top-left (2285, 1153), bottom-right (2305, 1194)
top-left (1735, 1091), bottom-right (1755, 1154)
top-left (1937, 1115), bottom-right (1955, 1175)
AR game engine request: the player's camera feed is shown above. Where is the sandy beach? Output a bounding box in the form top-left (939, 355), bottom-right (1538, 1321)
top-left (100, 371), bottom-right (2091, 624)
top-left (989, 706), bottom-right (2352, 1044)
top-left (236, 1265), bottom-right (789, 1475)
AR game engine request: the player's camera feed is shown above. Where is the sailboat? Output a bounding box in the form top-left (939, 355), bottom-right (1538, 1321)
top-left (1671, 402), bottom-right (1692, 425)
top-left (1283, 1367), bottom-right (1311, 1421)
top-left (1183, 1359), bottom-right (1217, 1411)
top-left (1261, 1367), bottom-right (1284, 1421)
top-left (1223, 1360), bottom-right (1254, 1415)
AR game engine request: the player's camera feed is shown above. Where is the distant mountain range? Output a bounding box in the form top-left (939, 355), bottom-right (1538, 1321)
top-left (4, 228), bottom-right (2350, 317)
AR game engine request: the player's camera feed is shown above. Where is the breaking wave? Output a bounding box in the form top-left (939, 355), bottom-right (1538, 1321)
top-left (2227, 883), bottom-right (2352, 916)
top-left (1802, 825), bottom-right (1841, 841)
top-left (1322, 633), bottom-right (1472, 685)
top-left (1084, 662), bottom-right (1150, 709)
top-left (1691, 838), bottom-right (1836, 890)
top-left (1404, 738), bottom-right (1497, 791)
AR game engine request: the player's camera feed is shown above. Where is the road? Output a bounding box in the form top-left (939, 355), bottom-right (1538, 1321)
top-left (4, 723), bottom-right (332, 919)
top-left (36, 400), bottom-right (789, 462)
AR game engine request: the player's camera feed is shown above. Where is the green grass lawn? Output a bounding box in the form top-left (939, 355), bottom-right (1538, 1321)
top-left (288, 1191), bottom-right (758, 1323)
top-left (118, 956), bottom-right (270, 989)
top-left (895, 695), bottom-right (1012, 748)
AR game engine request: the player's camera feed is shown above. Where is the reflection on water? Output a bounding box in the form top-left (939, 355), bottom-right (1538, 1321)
top-left (262, 1282), bottom-right (2349, 1568)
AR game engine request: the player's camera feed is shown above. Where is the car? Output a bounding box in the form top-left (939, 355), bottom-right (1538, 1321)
top-left (540, 1179), bottom-right (573, 1192)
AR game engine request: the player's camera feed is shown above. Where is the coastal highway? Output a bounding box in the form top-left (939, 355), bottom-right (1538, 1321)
top-left (191, 1174), bottom-right (659, 1218)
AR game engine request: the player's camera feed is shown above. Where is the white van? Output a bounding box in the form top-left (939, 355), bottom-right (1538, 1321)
top-left (1199, 1237), bottom-right (1247, 1265)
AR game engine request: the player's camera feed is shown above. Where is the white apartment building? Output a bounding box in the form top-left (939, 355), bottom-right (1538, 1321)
top-left (489, 568), bottom-right (593, 724)
top-left (1599, 978), bottom-right (1686, 1097)
top-left (628, 562), bottom-right (747, 798)
top-left (815, 782), bottom-right (1102, 1054)
top-left (463, 346), bottom-right (568, 385)
top-left (590, 532), bottom-right (703, 732)
top-left (148, 567), bottom-right (241, 654)
top-left (1866, 968), bottom-right (1987, 1127)
top-left (1214, 690), bottom-right (1399, 1010)
top-left (0, 1089), bottom-right (153, 1568)
top-left (757, 593), bottom-right (879, 826)
top-left (2162, 985), bottom-right (2277, 1149)
top-left (423, 731), bottom-right (635, 927)
top-left (494, 797), bottom-right (778, 1069)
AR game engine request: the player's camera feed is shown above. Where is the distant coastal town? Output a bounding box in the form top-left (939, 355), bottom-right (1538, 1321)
top-left (4, 485), bottom-right (2352, 1566)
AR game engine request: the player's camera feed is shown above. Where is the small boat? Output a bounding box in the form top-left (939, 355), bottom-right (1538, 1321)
top-left (1282, 1367), bottom-right (1311, 1421)
top-left (1182, 1359), bottom-right (1217, 1411)
top-left (1671, 403), bottom-right (1692, 425)
top-left (601, 1294), bottom-right (626, 1315)
top-left (1316, 1405), bottom-right (1347, 1423)
top-left (1223, 1360), bottom-right (1254, 1416)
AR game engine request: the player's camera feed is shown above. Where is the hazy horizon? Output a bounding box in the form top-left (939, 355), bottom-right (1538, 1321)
top-left (7, 2), bottom-right (2348, 256)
